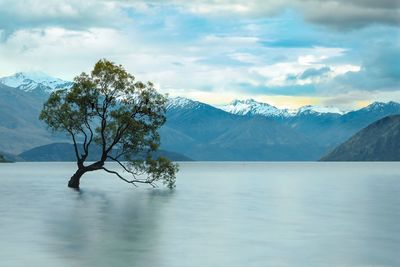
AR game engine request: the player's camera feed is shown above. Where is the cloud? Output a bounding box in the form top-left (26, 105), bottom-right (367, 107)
top-left (248, 46), bottom-right (353, 87)
top-left (294, 0), bottom-right (400, 30)
top-left (0, 27), bottom-right (135, 78)
top-left (328, 43), bottom-right (400, 91)
top-left (288, 65), bottom-right (360, 88)
top-left (261, 39), bottom-right (317, 48)
top-left (0, 26), bottom-right (261, 95)
top-left (0, 0), bottom-right (398, 110)
top-left (299, 67), bottom-right (331, 80)
top-left (1, 0), bottom-right (398, 36)
top-left (0, 0), bottom-right (126, 36)
top-left (236, 82), bottom-right (317, 96)
top-left (146, 0), bottom-right (400, 30)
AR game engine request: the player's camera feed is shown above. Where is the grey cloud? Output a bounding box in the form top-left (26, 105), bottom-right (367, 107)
top-left (0, 0), bottom-right (399, 35)
top-left (151, 0), bottom-right (400, 30)
top-left (299, 67), bottom-right (331, 80)
top-left (285, 67), bottom-right (332, 83)
top-left (298, 0), bottom-right (400, 30)
top-left (0, 0), bottom-right (126, 37)
top-left (340, 0), bottom-right (400, 9)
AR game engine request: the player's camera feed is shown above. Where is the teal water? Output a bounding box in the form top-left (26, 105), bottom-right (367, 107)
top-left (0, 162), bottom-right (399, 267)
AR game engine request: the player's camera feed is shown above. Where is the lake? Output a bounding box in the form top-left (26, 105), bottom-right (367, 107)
top-left (0, 162), bottom-right (399, 267)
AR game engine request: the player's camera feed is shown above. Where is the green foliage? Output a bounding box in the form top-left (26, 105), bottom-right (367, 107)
top-left (40, 59), bottom-right (178, 188)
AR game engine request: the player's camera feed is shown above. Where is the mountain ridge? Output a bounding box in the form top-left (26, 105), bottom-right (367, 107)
top-left (18, 142), bottom-right (192, 162)
top-left (0, 72), bottom-right (72, 94)
top-left (219, 98), bottom-right (346, 117)
top-left (321, 115), bottom-right (400, 161)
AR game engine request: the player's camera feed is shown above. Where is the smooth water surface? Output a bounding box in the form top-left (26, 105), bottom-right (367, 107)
top-left (0, 162), bottom-right (399, 267)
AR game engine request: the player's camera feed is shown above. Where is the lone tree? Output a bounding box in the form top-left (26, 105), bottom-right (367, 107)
top-left (40, 59), bottom-right (178, 189)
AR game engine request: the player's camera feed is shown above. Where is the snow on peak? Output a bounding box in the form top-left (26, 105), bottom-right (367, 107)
top-left (167, 97), bottom-right (201, 109)
top-left (0, 71), bottom-right (72, 93)
top-left (220, 99), bottom-right (345, 117)
top-left (296, 105), bottom-right (345, 115)
top-left (220, 99), bottom-right (287, 117)
top-left (364, 101), bottom-right (388, 110)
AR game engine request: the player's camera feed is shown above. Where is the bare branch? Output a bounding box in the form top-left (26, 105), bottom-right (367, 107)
top-left (102, 167), bottom-right (157, 188)
top-left (68, 130), bottom-right (81, 162)
top-left (80, 127), bottom-right (88, 155)
top-left (105, 124), bottom-right (129, 154)
top-left (81, 115), bottom-right (94, 159)
top-left (85, 125), bottom-right (93, 154)
top-left (106, 156), bottom-right (133, 174)
top-left (100, 97), bottom-right (109, 161)
top-left (114, 149), bottom-right (129, 160)
top-left (106, 156), bottom-right (146, 176)
top-left (102, 167), bottom-right (138, 187)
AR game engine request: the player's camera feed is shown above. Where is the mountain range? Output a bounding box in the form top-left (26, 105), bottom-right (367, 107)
top-left (0, 82), bottom-right (68, 154)
top-left (219, 98), bottom-right (345, 117)
top-left (164, 97), bottom-right (400, 160)
top-left (0, 72), bottom-right (72, 95)
top-left (1, 72), bottom-right (400, 161)
top-left (18, 143), bottom-right (191, 162)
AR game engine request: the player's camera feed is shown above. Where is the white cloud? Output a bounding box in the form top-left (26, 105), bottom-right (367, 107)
top-left (248, 46), bottom-right (355, 87)
top-left (0, 25), bottom-right (364, 105)
top-left (187, 3), bottom-right (250, 15)
top-left (229, 53), bottom-right (259, 64)
top-left (0, 0), bottom-right (126, 34)
top-left (0, 27), bottom-right (132, 78)
top-left (330, 65), bottom-right (361, 76)
top-left (0, 26), bottom-right (258, 96)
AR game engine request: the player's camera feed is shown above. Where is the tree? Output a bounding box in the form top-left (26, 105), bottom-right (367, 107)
top-left (40, 59), bottom-right (178, 189)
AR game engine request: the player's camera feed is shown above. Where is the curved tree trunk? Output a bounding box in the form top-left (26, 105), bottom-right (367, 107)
top-left (68, 168), bottom-right (86, 189)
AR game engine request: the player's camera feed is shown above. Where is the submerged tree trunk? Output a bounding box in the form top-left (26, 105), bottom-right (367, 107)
top-left (68, 168), bottom-right (86, 189)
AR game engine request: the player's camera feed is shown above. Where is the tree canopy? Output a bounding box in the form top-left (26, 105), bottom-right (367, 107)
top-left (40, 59), bottom-right (178, 189)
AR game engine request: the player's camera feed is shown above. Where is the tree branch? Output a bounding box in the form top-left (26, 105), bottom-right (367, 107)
top-left (107, 155), bottom-right (132, 173)
top-left (102, 167), bottom-right (138, 187)
top-left (80, 127), bottom-right (88, 154)
top-left (105, 124), bottom-right (129, 155)
top-left (102, 167), bottom-right (156, 188)
top-left (82, 115), bottom-right (94, 159)
top-left (68, 130), bottom-right (81, 163)
top-left (100, 96), bottom-right (109, 161)
top-left (106, 155), bottom-right (144, 176)
top-left (114, 149), bottom-right (130, 160)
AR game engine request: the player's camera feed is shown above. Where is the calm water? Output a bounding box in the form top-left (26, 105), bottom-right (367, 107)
top-left (0, 162), bottom-right (399, 267)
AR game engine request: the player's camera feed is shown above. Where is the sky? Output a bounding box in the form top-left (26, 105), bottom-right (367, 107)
top-left (0, 0), bottom-right (399, 109)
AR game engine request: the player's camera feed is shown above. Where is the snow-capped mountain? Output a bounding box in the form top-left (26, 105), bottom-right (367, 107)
top-left (167, 96), bottom-right (204, 110)
top-left (220, 99), bottom-right (291, 117)
top-left (295, 105), bottom-right (345, 115)
top-left (359, 101), bottom-right (400, 112)
top-left (220, 98), bottom-right (346, 117)
top-left (0, 72), bottom-right (72, 93)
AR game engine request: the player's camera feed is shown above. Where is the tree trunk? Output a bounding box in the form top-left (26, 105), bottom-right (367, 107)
top-left (68, 168), bottom-right (86, 189)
